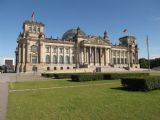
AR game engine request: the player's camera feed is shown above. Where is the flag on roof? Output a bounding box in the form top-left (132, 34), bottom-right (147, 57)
top-left (123, 29), bottom-right (128, 33)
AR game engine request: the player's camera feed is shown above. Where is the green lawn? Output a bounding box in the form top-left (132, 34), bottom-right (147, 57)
top-left (7, 79), bottom-right (160, 120)
top-left (150, 71), bottom-right (160, 76)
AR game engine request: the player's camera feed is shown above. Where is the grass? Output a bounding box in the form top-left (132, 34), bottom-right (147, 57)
top-left (9, 80), bottom-right (118, 90)
top-left (7, 79), bottom-right (160, 120)
top-left (149, 71), bottom-right (160, 76)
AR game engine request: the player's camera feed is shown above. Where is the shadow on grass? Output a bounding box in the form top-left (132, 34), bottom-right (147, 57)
top-left (66, 80), bottom-right (78, 82)
top-left (111, 87), bottom-right (144, 92)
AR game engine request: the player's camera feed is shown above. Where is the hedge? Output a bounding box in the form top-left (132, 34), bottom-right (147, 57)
top-left (121, 76), bottom-right (160, 91)
top-left (41, 73), bottom-right (55, 77)
top-left (41, 73), bottom-right (93, 79)
top-left (71, 73), bottom-right (150, 82)
top-left (41, 72), bottom-right (150, 81)
top-left (110, 73), bottom-right (149, 79)
top-left (71, 73), bottom-right (103, 82)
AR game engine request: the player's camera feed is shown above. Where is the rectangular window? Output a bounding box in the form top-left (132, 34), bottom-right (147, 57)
top-left (113, 58), bottom-right (116, 64)
top-left (66, 48), bottom-right (69, 54)
top-left (32, 56), bottom-right (37, 64)
top-left (59, 48), bottom-right (63, 54)
top-left (33, 26), bottom-right (36, 32)
top-left (125, 58), bottom-right (127, 64)
top-left (53, 47), bottom-right (57, 53)
top-left (46, 46), bottom-right (50, 53)
top-left (125, 52), bottom-right (127, 57)
top-left (117, 58), bottom-right (120, 64)
top-left (72, 48), bottom-right (75, 54)
top-left (121, 52), bottom-right (124, 57)
top-left (117, 51), bottom-right (120, 57)
top-left (29, 27), bottom-right (32, 32)
top-left (121, 58), bottom-right (124, 64)
top-left (37, 27), bottom-right (40, 32)
top-left (113, 51), bottom-right (116, 56)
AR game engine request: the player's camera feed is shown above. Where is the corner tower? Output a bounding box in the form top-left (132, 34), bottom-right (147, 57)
top-left (22, 20), bottom-right (45, 38)
top-left (119, 36), bottom-right (139, 69)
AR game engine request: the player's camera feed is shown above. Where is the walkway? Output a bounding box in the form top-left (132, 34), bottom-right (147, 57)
top-left (0, 73), bottom-right (50, 120)
top-left (0, 74), bottom-right (10, 120)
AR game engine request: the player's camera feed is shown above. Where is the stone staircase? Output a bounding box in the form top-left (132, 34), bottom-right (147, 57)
top-left (101, 67), bottom-right (128, 73)
top-left (44, 67), bottom-right (95, 73)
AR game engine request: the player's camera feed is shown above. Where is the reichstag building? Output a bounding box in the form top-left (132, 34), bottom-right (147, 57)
top-left (15, 20), bottom-right (139, 73)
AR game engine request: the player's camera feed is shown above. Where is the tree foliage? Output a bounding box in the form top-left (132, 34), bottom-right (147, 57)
top-left (139, 58), bottom-right (160, 68)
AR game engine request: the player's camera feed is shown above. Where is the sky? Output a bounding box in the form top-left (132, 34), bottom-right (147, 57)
top-left (0, 0), bottom-right (160, 65)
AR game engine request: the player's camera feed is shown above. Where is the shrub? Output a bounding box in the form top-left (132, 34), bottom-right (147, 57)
top-left (121, 76), bottom-right (160, 91)
top-left (54, 73), bottom-right (73, 79)
top-left (41, 73), bottom-right (55, 77)
top-left (111, 73), bottom-right (149, 79)
top-left (71, 73), bottom-right (103, 82)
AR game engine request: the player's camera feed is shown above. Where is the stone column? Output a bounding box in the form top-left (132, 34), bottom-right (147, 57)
top-left (104, 48), bottom-right (106, 66)
top-left (83, 47), bottom-right (86, 64)
top-left (100, 48), bottom-right (102, 66)
top-left (94, 47), bottom-right (97, 65)
top-left (22, 43), bottom-right (26, 64)
top-left (23, 44), bottom-right (26, 64)
top-left (106, 48), bottom-right (109, 65)
top-left (87, 47), bottom-right (89, 64)
top-left (50, 46), bottom-right (52, 64)
top-left (63, 47), bottom-right (65, 64)
top-left (69, 47), bottom-right (71, 64)
top-left (80, 48), bottom-right (82, 65)
top-left (89, 47), bottom-right (91, 65)
top-left (26, 42), bottom-right (30, 63)
top-left (22, 43), bottom-right (26, 72)
top-left (110, 49), bottom-right (112, 65)
top-left (119, 51), bottom-right (121, 64)
top-left (39, 42), bottom-right (43, 63)
top-left (98, 48), bottom-right (100, 65)
top-left (21, 44), bottom-right (23, 63)
top-left (40, 43), bottom-right (44, 63)
top-left (101, 48), bottom-right (104, 66)
top-left (123, 51), bottom-right (125, 64)
top-left (57, 46), bottom-right (59, 64)
top-left (18, 44), bottom-right (21, 63)
top-left (128, 47), bottom-right (131, 69)
top-left (25, 43), bottom-right (27, 64)
top-left (115, 51), bottom-right (117, 64)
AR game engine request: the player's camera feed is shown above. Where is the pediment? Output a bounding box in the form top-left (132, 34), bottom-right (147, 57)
top-left (82, 37), bottom-right (109, 45)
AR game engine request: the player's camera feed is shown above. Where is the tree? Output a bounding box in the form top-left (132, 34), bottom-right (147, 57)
top-left (139, 58), bottom-right (148, 68)
top-left (139, 58), bottom-right (160, 69)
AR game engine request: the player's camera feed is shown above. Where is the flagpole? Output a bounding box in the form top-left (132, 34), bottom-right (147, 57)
top-left (31, 11), bottom-right (35, 22)
top-left (123, 29), bottom-right (130, 70)
top-left (146, 35), bottom-right (150, 71)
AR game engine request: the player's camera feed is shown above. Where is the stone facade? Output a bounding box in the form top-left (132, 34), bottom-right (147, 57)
top-left (15, 20), bottom-right (139, 73)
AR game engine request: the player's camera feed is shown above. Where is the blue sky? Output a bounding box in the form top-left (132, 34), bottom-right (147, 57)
top-left (0, 0), bottom-right (160, 64)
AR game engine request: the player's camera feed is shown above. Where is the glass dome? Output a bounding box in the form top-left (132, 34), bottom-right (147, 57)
top-left (62, 28), bottom-right (86, 40)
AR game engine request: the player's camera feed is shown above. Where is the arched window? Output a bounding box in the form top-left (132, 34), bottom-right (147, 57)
top-left (46, 55), bottom-right (50, 64)
top-left (53, 55), bottom-right (57, 64)
top-left (32, 56), bottom-right (37, 64)
top-left (59, 55), bottom-right (63, 64)
top-left (72, 56), bottom-right (75, 64)
top-left (65, 55), bottom-right (69, 64)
